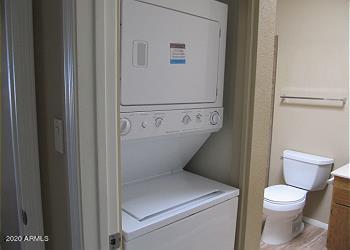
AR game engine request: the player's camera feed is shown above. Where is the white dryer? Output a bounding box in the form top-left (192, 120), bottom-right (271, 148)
top-left (120, 0), bottom-right (239, 249)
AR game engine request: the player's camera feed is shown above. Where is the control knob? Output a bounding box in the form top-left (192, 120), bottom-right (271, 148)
top-left (182, 115), bottom-right (191, 125)
top-left (155, 117), bottom-right (163, 127)
top-left (120, 118), bottom-right (131, 135)
top-left (141, 121), bottom-right (148, 128)
top-left (210, 111), bottom-right (220, 125)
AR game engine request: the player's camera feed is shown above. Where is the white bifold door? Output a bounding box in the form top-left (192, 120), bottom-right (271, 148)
top-left (2, 0), bottom-right (44, 250)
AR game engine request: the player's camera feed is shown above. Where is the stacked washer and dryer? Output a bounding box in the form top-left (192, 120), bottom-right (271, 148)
top-left (119, 0), bottom-right (239, 249)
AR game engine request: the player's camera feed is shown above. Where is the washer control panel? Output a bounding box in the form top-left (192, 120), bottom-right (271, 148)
top-left (120, 107), bottom-right (223, 140)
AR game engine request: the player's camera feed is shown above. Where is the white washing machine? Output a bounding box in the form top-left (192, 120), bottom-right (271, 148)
top-left (120, 0), bottom-right (239, 249)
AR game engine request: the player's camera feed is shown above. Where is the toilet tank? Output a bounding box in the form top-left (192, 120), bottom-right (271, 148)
top-left (283, 150), bottom-right (334, 191)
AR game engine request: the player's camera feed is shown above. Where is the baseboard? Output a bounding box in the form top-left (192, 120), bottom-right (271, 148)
top-left (303, 216), bottom-right (328, 230)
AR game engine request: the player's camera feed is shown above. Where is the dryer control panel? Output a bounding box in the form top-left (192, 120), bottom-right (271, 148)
top-left (120, 108), bottom-right (223, 140)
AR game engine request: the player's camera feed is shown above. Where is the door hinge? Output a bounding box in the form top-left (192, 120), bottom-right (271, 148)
top-left (109, 233), bottom-right (121, 249)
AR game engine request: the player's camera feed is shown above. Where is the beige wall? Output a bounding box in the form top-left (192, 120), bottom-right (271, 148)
top-left (269, 0), bottom-right (349, 224)
top-left (239, 0), bottom-right (276, 248)
top-left (188, 0), bottom-right (277, 249)
top-left (187, 0), bottom-right (241, 187)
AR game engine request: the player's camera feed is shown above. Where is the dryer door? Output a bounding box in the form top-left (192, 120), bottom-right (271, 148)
top-left (121, 0), bottom-right (221, 106)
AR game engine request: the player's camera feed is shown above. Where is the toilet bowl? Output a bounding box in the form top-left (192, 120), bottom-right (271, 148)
top-left (262, 150), bottom-right (334, 245)
top-left (262, 185), bottom-right (307, 245)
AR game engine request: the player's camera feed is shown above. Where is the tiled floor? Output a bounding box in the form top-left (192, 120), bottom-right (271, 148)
top-left (260, 223), bottom-right (328, 250)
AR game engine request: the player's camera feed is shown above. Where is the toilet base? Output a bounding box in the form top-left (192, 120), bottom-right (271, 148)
top-left (262, 212), bottom-right (304, 245)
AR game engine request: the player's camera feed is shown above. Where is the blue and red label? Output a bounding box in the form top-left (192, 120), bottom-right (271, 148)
top-left (170, 43), bottom-right (186, 64)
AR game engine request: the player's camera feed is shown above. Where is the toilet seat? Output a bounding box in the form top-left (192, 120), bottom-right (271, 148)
top-left (264, 185), bottom-right (307, 203)
top-left (264, 185), bottom-right (307, 212)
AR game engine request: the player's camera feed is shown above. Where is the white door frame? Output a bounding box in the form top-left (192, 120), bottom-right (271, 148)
top-left (1, 0), bottom-right (44, 249)
top-left (73, 0), bottom-right (122, 249)
top-left (62, 0), bottom-right (84, 249)
top-left (94, 0), bottom-right (122, 248)
top-left (63, 0), bottom-right (121, 249)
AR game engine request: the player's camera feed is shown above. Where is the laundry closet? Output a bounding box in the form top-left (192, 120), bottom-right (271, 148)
top-left (119, 0), bottom-right (240, 249)
top-left (31, 0), bottom-right (266, 248)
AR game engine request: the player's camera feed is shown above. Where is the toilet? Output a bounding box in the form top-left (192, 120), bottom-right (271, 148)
top-left (262, 150), bottom-right (334, 245)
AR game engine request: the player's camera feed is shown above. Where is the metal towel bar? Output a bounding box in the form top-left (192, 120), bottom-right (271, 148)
top-left (280, 95), bottom-right (347, 105)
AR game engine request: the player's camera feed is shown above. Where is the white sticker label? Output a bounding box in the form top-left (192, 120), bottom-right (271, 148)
top-left (170, 43), bottom-right (186, 64)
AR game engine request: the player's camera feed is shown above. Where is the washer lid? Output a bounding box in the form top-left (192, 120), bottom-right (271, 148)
top-left (264, 185), bottom-right (307, 204)
top-left (122, 171), bottom-right (239, 222)
top-left (123, 172), bottom-right (221, 221)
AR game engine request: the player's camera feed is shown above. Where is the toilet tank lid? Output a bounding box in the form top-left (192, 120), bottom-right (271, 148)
top-left (283, 150), bottom-right (334, 165)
